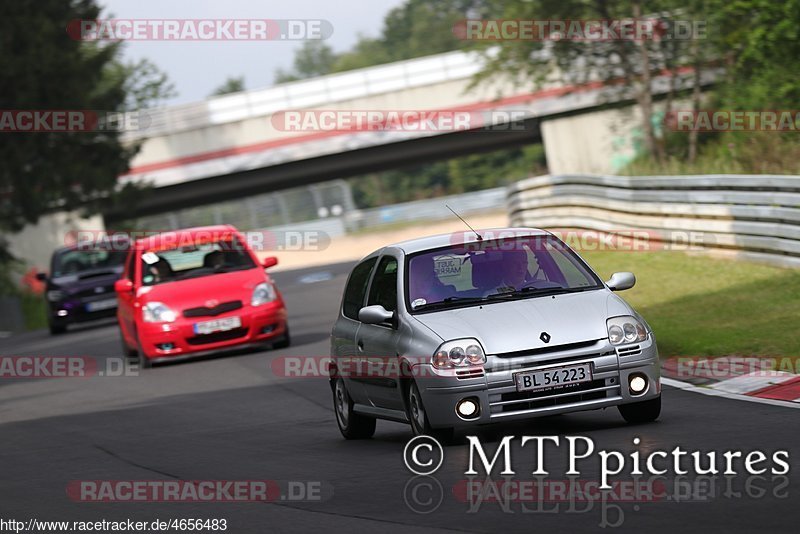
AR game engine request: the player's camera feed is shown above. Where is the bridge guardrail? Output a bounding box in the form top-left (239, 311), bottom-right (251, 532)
top-left (507, 174), bottom-right (800, 269)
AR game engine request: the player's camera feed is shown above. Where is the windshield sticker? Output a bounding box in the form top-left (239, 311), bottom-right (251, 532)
top-left (142, 252), bottom-right (160, 265)
top-left (411, 298), bottom-right (427, 309)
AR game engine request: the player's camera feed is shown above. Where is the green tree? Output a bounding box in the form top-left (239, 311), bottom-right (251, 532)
top-left (210, 76), bottom-right (246, 96)
top-left (0, 0), bottom-right (174, 265)
top-left (275, 41), bottom-right (337, 83)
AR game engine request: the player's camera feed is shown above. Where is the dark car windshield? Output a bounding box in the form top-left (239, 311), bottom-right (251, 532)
top-left (140, 238), bottom-right (256, 286)
top-left (406, 235), bottom-right (602, 313)
top-left (52, 248), bottom-right (128, 277)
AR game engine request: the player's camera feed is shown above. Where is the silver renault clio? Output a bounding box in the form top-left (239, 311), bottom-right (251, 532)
top-left (330, 228), bottom-right (661, 441)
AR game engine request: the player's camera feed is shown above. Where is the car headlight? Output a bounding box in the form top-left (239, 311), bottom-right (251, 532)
top-left (607, 316), bottom-right (647, 345)
top-left (142, 301), bottom-right (177, 323)
top-left (251, 282), bottom-right (277, 306)
top-left (432, 339), bottom-right (486, 369)
top-left (46, 289), bottom-right (64, 302)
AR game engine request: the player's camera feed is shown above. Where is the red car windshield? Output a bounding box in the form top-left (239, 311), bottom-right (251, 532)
top-left (406, 235), bottom-right (602, 312)
top-left (140, 238), bottom-right (256, 286)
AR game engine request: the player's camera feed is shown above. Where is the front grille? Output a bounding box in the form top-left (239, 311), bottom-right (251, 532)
top-left (186, 327), bottom-right (248, 345)
top-left (618, 345), bottom-right (642, 357)
top-left (184, 300), bottom-right (243, 318)
top-left (456, 368), bottom-right (485, 380)
top-left (73, 287), bottom-right (113, 299)
top-left (490, 379), bottom-right (618, 414)
top-left (493, 340), bottom-right (599, 359)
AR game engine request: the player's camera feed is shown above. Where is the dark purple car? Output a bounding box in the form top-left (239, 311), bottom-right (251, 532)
top-left (38, 242), bottom-right (129, 334)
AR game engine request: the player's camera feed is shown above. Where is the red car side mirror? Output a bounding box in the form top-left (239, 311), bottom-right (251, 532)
top-left (114, 279), bottom-right (134, 293)
top-left (262, 256), bottom-right (278, 269)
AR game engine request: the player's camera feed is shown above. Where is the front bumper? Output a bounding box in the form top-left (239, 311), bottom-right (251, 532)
top-left (137, 301), bottom-right (288, 360)
top-left (47, 298), bottom-right (118, 325)
top-left (414, 335), bottom-right (660, 428)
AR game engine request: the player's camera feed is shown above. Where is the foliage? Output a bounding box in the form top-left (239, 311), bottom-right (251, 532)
top-left (210, 76), bottom-right (246, 97)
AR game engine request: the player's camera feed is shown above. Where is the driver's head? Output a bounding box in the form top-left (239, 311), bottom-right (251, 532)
top-left (501, 249), bottom-right (528, 286)
top-left (409, 256), bottom-right (438, 299)
top-left (203, 250), bottom-right (225, 269)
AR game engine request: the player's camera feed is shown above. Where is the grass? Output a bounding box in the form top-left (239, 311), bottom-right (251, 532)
top-left (20, 292), bottom-right (48, 331)
top-left (581, 250), bottom-right (800, 359)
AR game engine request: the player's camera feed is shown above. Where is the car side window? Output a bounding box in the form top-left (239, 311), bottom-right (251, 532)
top-left (367, 256), bottom-right (398, 312)
top-left (343, 258), bottom-right (377, 319)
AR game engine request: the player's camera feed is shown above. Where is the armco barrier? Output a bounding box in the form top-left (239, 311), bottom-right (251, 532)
top-left (507, 174), bottom-right (800, 268)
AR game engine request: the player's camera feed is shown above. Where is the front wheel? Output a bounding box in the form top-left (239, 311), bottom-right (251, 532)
top-left (407, 381), bottom-right (454, 444)
top-left (272, 326), bottom-right (291, 349)
top-left (333, 377), bottom-right (375, 439)
top-left (619, 395), bottom-right (661, 424)
top-left (49, 322), bottom-right (66, 335)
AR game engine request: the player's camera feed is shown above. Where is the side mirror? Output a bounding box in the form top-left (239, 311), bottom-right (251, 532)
top-left (35, 272), bottom-right (47, 282)
top-left (606, 272), bottom-right (636, 291)
top-left (358, 305), bottom-right (394, 325)
top-left (262, 256), bottom-right (278, 269)
top-left (114, 279), bottom-right (134, 293)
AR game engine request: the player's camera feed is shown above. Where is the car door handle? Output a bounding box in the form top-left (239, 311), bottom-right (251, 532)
top-left (357, 339), bottom-right (364, 351)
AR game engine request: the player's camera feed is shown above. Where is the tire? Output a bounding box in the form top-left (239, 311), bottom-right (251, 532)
top-left (619, 395), bottom-right (661, 424)
top-left (333, 377), bottom-right (375, 439)
top-left (272, 326), bottom-right (291, 349)
top-left (406, 381), bottom-right (454, 444)
top-left (120, 331), bottom-right (138, 360)
top-left (49, 323), bottom-right (66, 335)
top-left (135, 338), bottom-right (153, 369)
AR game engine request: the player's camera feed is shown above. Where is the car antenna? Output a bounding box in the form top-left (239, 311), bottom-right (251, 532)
top-left (446, 204), bottom-right (483, 241)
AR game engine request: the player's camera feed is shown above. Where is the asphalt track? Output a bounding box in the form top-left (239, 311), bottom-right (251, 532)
top-left (1, 261), bottom-right (798, 533)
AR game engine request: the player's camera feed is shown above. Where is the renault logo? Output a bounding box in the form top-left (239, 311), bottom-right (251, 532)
top-left (539, 332), bottom-right (551, 343)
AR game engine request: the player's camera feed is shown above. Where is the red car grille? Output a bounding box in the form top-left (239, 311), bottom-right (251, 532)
top-left (186, 327), bottom-right (248, 345)
top-left (183, 300), bottom-right (243, 318)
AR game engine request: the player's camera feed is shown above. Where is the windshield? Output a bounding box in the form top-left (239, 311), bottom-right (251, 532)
top-left (140, 238), bottom-right (256, 286)
top-left (52, 248), bottom-right (127, 277)
top-left (406, 235), bottom-right (602, 313)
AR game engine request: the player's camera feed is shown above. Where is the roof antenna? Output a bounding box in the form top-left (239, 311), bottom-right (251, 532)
top-left (446, 204), bottom-right (483, 241)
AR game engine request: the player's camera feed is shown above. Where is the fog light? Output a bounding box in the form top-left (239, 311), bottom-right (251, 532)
top-left (456, 398), bottom-right (479, 419)
top-left (57, 310), bottom-right (68, 317)
top-left (261, 325), bottom-right (275, 334)
top-left (157, 342), bottom-right (175, 351)
top-left (629, 374), bottom-right (648, 395)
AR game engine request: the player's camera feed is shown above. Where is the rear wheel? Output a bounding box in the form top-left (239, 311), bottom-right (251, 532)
top-left (619, 395), bottom-right (661, 424)
top-left (333, 377), bottom-right (375, 439)
top-left (407, 381), bottom-right (454, 444)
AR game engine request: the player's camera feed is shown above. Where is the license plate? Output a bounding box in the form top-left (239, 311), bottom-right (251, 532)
top-left (514, 363), bottom-right (593, 392)
top-left (194, 316), bottom-right (241, 335)
top-left (85, 298), bottom-right (117, 312)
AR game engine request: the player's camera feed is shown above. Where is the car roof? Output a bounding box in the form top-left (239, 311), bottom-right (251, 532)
top-left (388, 227), bottom-right (552, 254)
top-left (134, 225), bottom-right (239, 252)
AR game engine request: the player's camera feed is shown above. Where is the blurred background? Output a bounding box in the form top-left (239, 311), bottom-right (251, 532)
top-left (0, 0), bottom-right (798, 362)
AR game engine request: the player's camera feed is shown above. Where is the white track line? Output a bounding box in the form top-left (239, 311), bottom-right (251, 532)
top-left (662, 377), bottom-right (800, 410)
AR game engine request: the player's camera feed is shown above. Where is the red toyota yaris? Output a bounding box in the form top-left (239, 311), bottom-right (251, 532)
top-left (115, 225), bottom-right (289, 367)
